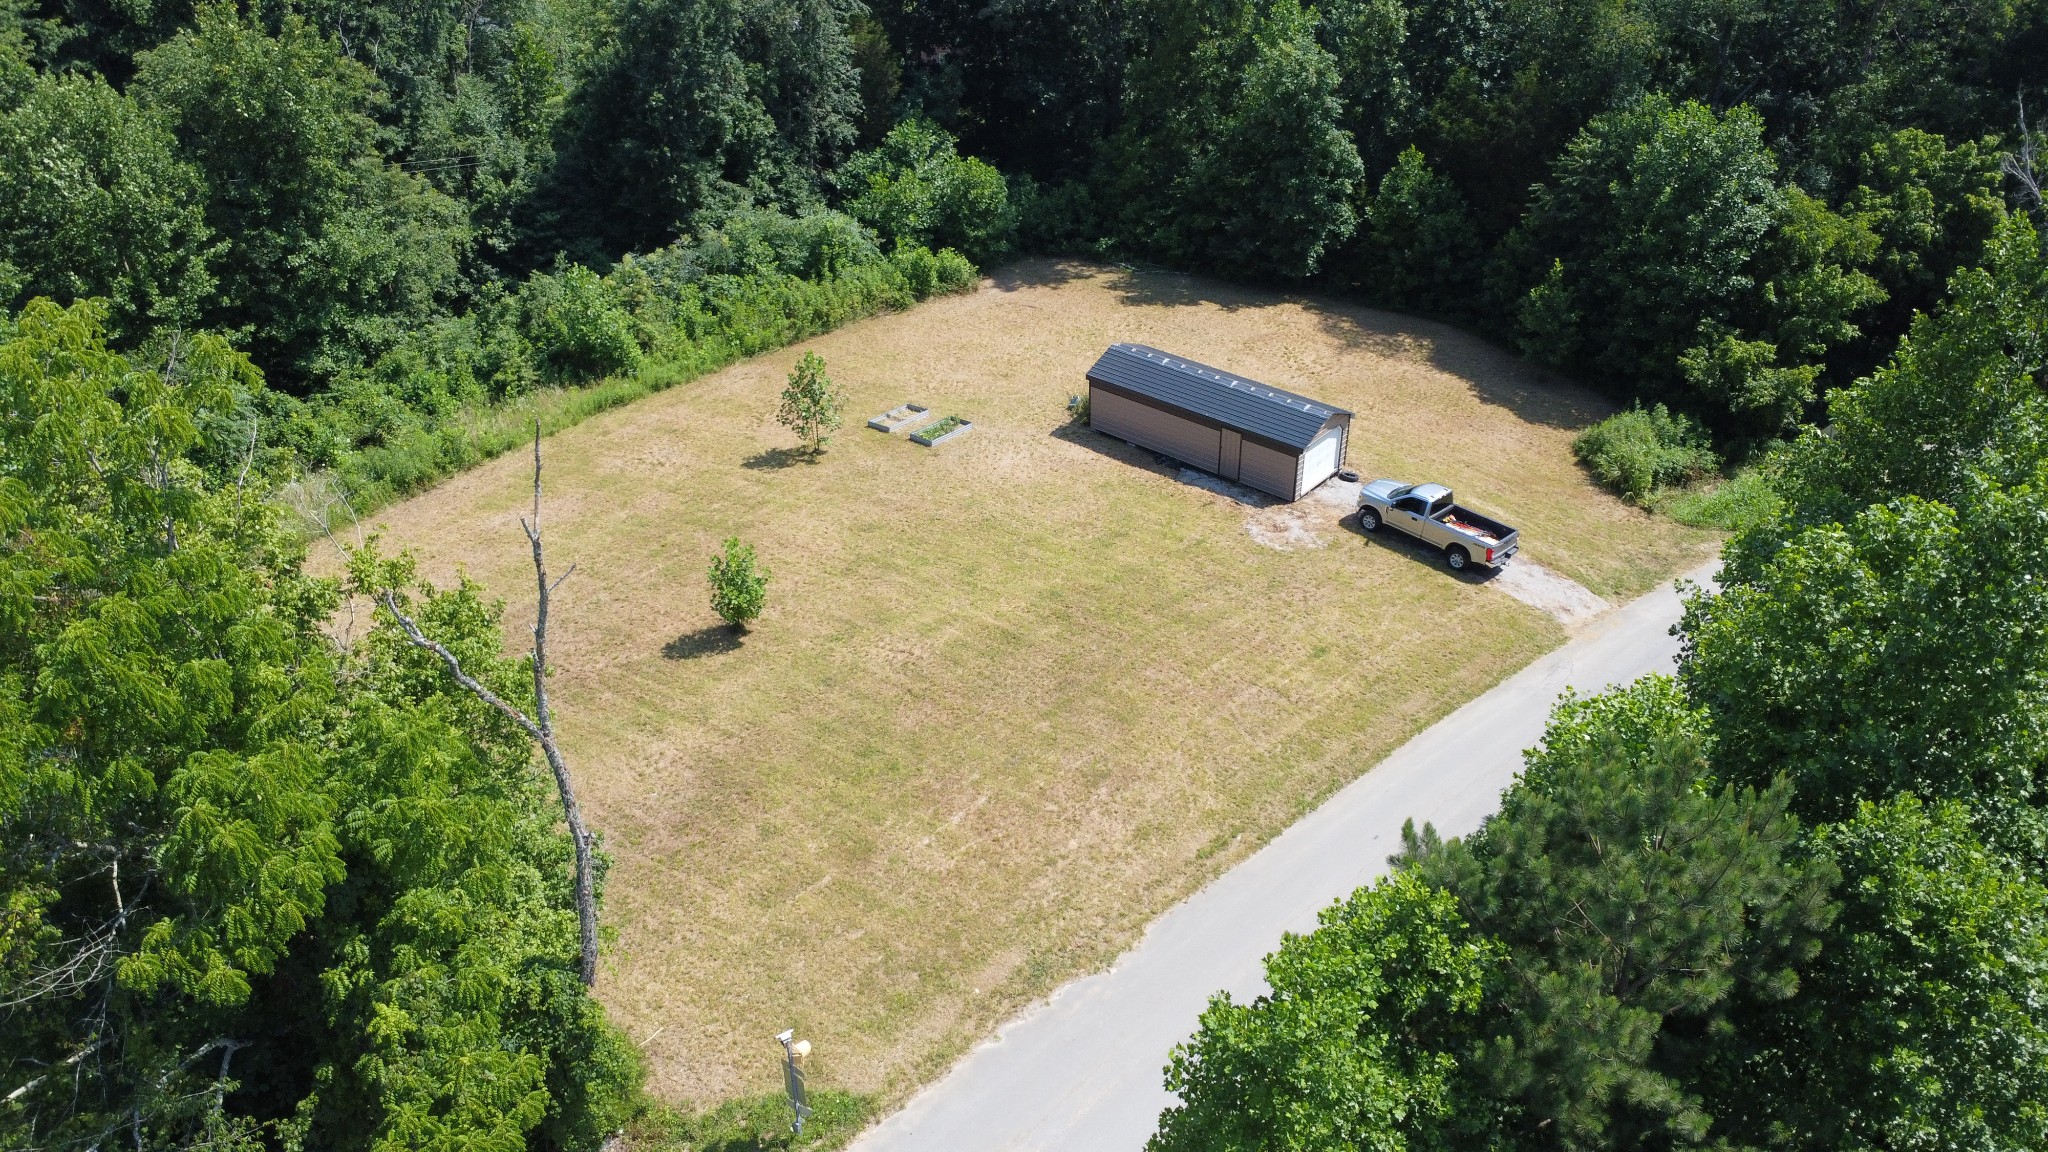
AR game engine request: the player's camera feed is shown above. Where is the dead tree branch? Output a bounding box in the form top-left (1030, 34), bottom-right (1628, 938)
top-left (0, 865), bottom-right (135, 1010)
top-left (377, 421), bottom-right (600, 985)
top-left (4, 1037), bottom-right (108, 1105)
top-left (2005, 90), bottom-right (2044, 213)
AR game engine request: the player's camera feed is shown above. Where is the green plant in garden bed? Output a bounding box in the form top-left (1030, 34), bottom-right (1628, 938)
top-left (914, 414), bottom-right (968, 442)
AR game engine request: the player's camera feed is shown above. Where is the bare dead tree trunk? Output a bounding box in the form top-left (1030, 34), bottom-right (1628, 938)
top-left (2006, 90), bottom-right (2044, 214)
top-left (378, 422), bottom-right (600, 985)
top-left (519, 427), bottom-right (601, 986)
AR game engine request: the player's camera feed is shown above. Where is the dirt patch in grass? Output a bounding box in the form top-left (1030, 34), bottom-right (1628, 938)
top-left (1488, 559), bottom-right (1612, 625)
top-left (326, 260), bottom-right (1715, 1110)
top-left (1246, 477), bottom-right (1360, 551)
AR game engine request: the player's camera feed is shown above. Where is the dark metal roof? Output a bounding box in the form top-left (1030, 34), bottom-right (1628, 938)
top-left (1085, 344), bottom-right (1350, 451)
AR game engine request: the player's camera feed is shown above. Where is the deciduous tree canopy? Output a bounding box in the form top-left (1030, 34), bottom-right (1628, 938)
top-left (0, 301), bottom-right (634, 1148)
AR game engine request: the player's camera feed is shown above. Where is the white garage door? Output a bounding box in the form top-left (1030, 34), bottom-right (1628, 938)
top-left (1296, 429), bottom-right (1343, 496)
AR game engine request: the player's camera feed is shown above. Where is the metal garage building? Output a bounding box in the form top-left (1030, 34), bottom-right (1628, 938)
top-left (1085, 343), bottom-right (1353, 501)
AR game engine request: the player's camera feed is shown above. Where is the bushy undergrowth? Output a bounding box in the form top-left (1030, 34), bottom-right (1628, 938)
top-left (1572, 404), bottom-right (1720, 503)
top-left (1660, 466), bottom-right (1782, 531)
top-left (631, 1091), bottom-right (875, 1152)
top-left (271, 208), bottom-right (976, 532)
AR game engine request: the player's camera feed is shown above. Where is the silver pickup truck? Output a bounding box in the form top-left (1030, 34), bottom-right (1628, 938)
top-left (1357, 480), bottom-right (1520, 571)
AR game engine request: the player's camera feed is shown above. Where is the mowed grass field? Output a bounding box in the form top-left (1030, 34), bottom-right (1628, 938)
top-left (334, 261), bottom-right (1716, 1107)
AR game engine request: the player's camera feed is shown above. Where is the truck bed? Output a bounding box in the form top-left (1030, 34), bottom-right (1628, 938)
top-left (1435, 505), bottom-right (1512, 546)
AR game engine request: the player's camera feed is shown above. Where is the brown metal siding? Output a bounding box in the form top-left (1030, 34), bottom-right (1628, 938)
top-left (1088, 378), bottom-right (1297, 455)
top-left (1218, 428), bottom-right (1242, 481)
top-left (1238, 440), bottom-right (1296, 499)
top-left (1090, 385), bottom-right (1220, 472)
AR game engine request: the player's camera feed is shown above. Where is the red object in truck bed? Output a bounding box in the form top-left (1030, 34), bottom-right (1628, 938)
top-left (1441, 515), bottom-right (1501, 546)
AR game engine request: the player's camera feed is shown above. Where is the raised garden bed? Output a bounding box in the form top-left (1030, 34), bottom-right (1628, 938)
top-left (911, 416), bottom-right (972, 446)
top-left (867, 403), bottom-right (932, 433)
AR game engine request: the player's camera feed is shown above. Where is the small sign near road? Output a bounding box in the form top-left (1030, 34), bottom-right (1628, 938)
top-left (776, 1030), bottom-right (812, 1135)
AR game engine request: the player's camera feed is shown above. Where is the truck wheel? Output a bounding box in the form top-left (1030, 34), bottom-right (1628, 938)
top-left (1445, 546), bottom-right (1470, 571)
top-left (1358, 507), bottom-right (1381, 532)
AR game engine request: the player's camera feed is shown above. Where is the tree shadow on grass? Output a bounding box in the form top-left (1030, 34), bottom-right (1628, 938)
top-left (742, 446), bottom-right (812, 470)
top-left (1091, 262), bottom-right (1606, 435)
top-left (662, 625), bottom-right (745, 660)
top-left (984, 257), bottom-right (1099, 293)
top-left (1104, 264), bottom-right (1281, 313)
top-left (1308, 302), bottom-right (1606, 434)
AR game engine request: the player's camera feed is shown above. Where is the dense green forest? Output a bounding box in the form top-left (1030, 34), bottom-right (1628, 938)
top-left (2, 0), bottom-right (2045, 1147)
top-left (0, 0), bottom-right (2041, 493)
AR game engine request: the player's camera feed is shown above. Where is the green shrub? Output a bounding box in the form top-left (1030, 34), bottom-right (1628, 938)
top-left (708, 536), bottom-right (770, 629)
top-left (694, 208), bottom-right (885, 280)
top-left (888, 244), bottom-right (976, 299)
top-left (892, 244), bottom-right (941, 297)
top-left (1572, 404), bottom-right (1719, 503)
top-left (933, 247), bottom-right (977, 292)
top-left (519, 263), bottom-right (644, 384)
top-left (843, 119), bottom-right (1016, 263)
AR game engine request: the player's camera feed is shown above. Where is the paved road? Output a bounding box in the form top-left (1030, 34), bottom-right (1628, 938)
top-left (851, 561), bottom-right (1720, 1152)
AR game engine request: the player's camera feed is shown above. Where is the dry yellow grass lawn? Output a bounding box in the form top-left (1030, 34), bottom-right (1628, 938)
top-left (330, 261), bottom-right (1716, 1108)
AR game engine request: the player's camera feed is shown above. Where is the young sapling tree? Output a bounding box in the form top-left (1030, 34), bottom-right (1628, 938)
top-left (777, 351), bottom-right (845, 454)
top-left (709, 536), bottom-right (770, 629)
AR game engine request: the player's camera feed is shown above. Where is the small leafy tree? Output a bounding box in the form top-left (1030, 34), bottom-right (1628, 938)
top-left (708, 537), bottom-right (770, 629)
top-left (777, 350), bottom-right (844, 454)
